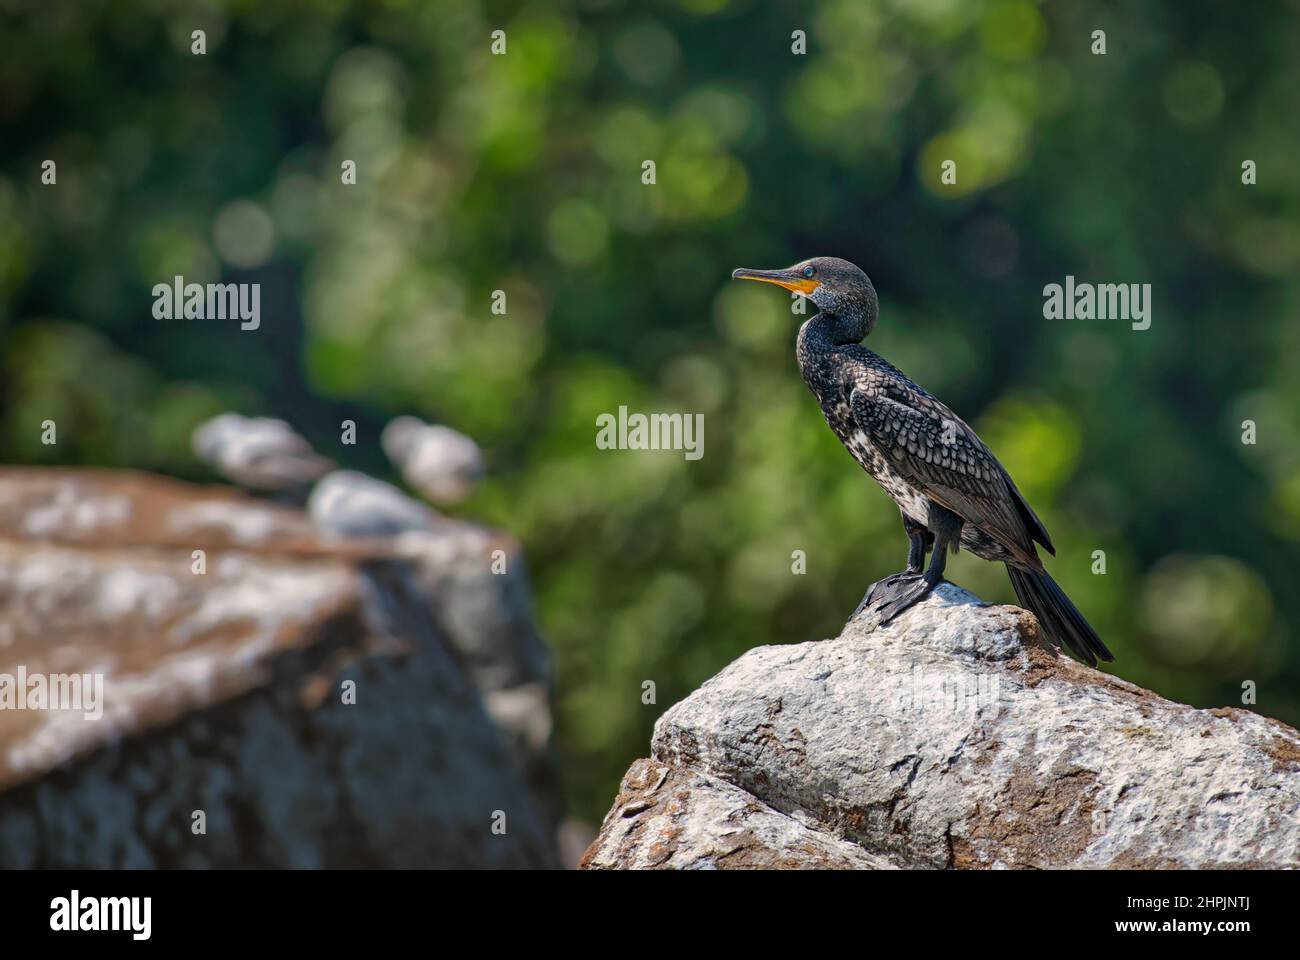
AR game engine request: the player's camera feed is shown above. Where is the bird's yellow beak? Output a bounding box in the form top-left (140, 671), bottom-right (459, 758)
top-left (731, 267), bottom-right (820, 295)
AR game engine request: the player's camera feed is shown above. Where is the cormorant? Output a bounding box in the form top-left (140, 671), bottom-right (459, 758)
top-left (731, 257), bottom-right (1114, 667)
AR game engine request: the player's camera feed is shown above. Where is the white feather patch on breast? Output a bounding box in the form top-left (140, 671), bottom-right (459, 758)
top-left (843, 429), bottom-right (933, 524)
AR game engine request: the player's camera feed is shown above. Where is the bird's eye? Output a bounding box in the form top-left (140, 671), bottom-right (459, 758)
top-left (802, 266), bottom-right (816, 279)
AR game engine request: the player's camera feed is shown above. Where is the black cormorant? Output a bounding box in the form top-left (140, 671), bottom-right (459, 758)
top-left (732, 256), bottom-right (1114, 667)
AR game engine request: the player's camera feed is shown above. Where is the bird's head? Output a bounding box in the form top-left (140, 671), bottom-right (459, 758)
top-left (731, 256), bottom-right (878, 340)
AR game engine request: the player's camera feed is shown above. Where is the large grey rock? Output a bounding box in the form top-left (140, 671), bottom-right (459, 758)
top-left (584, 583), bottom-right (1300, 869)
top-left (0, 468), bottom-right (561, 868)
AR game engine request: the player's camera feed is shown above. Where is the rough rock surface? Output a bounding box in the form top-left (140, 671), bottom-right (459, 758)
top-left (0, 467), bottom-right (561, 868)
top-left (580, 758), bottom-right (895, 870)
top-left (583, 583), bottom-right (1300, 869)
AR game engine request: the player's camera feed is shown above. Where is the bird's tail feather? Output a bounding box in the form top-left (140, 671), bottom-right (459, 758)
top-left (1006, 566), bottom-right (1113, 667)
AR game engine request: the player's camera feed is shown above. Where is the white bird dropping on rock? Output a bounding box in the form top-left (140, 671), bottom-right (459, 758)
top-left (381, 416), bottom-right (485, 506)
top-left (192, 413), bottom-right (334, 492)
top-left (308, 470), bottom-right (437, 537)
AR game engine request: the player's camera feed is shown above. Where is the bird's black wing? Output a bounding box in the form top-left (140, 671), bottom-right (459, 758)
top-left (849, 380), bottom-right (1051, 565)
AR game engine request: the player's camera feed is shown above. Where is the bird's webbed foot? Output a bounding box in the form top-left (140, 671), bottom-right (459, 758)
top-left (853, 571), bottom-right (913, 619)
top-left (868, 571), bottom-right (942, 624)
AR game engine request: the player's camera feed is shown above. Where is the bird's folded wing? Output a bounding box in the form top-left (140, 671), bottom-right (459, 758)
top-left (849, 387), bottom-right (1038, 563)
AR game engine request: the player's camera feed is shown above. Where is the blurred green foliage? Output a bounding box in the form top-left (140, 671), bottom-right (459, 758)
top-left (2, 0), bottom-right (1298, 824)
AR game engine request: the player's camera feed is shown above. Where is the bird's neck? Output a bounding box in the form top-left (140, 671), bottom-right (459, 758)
top-left (807, 307), bottom-right (869, 346)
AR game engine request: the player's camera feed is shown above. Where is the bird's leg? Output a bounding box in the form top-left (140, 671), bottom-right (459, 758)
top-left (873, 506), bottom-right (963, 623)
top-left (852, 516), bottom-right (933, 618)
top-left (903, 517), bottom-right (933, 574)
